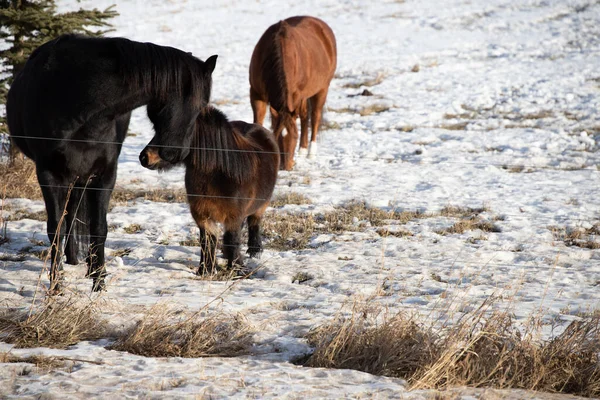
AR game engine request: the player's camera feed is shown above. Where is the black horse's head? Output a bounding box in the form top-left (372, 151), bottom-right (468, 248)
top-left (141, 54), bottom-right (217, 169)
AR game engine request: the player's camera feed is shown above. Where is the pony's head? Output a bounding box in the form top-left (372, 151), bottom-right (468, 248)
top-left (144, 54), bottom-right (218, 166)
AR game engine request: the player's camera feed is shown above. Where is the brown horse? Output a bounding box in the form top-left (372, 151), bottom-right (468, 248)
top-left (140, 107), bottom-right (279, 274)
top-left (249, 16), bottom-right (337, 170)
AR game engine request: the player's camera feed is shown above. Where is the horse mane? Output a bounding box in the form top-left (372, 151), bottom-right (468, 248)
top-left (112, 37), bottom-right (209, 106)
top-left (261, 20), bottom-right (291, 113)
top-left (190, 108), bottom-right (260, 184)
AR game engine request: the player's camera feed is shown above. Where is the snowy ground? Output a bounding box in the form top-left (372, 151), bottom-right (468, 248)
top-left (1, 0), bottom-right (600, 398)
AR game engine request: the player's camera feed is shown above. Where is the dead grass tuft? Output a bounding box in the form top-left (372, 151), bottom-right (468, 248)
top-left (0, 297), bottom-right (108, 348)
top-left (263, 201), bottom-right (429, 251)
top-left (0, 159), bottom-right (42, 200)
top-left (439, 205), bottom-right (488, 218)
top-left (376, 228), bottom-right (413, 238)
top-left (437, 218), bottom-right (501, 235)
top-left (110, 306), bottom-right (253, 358)
top-left (0, 352), bottom-right (67, 372)
top-left (550, 224), bottom-right (600, 250)
top-left (438, 121), bottom-right (469, 131)
top-left (302, 302), bottom-right (600, 398)
top-left (342, 73), bottom-right (385, 89)
top-left (359, 104), bottom-right (392, 116)
top-left (4, 209), bottom-right (46, 222)
top-left (270, 192), bottom-right (313, 207)
top-left (110, 188), bottom-right (187, 206)
top-left (123, 223), bottom-right (143, 234)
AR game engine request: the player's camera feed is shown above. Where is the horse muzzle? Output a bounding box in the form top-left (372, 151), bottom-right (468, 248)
top-left (139, 147), bottom-right (163, 170)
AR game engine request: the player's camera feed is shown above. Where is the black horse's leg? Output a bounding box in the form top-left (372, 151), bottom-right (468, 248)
top-left (197, 225), bottom-right (217, 275)
top-left (64, 188), bottom-right (81, 265)
top-left (85, 165), bottom-right (117, 292)
top-left (223, 220), bottom-right (243, 271)
top-left (37, 169), bottom-right (69, 293)
top-left (247, 214), bottom-right (263, 258)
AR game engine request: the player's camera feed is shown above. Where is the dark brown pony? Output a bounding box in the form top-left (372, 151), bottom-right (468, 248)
top-left (249, 16), bottom-right (337, 170)
top-left (140, 107), bottom-right (279, 274)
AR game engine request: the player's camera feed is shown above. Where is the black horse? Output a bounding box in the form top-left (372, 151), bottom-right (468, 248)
top-left (7, 34), bottom-right (217, 292)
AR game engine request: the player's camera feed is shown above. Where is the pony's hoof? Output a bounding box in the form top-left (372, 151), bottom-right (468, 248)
top-left (298, 147), bottom-right (308, 156)
top-left (247, 247), bottom-right (263, 259)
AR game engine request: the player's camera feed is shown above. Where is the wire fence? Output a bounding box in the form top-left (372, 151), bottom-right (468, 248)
top-left (4, 133), bottom-right (599, 172)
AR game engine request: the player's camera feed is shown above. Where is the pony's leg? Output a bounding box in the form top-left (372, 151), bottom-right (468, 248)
top-left (197, 223), bottom-right (218, 275)
top-left (308, 89), bottom-right (329, 159)
top-left (37, 169), bottom-right (69, 293)
top-left (250, 87), bottom-right (267, 126)
top-left (85, 165), bottom-right (117, 292)
top-left (223, 219), bottom-right (243, 271)
top-left (247, 214), bottom-right (263, 258)
top-left (298, 99), bottom-right (309, 156)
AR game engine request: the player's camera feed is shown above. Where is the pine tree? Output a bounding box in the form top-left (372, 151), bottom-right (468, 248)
top-left (0, 0), bottom-right (118, 141)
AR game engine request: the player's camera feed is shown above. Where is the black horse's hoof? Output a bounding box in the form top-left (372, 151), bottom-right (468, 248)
top-left (65, 256), bottom-right (79, 266)
top-left (48, 281), bottom-right (64, 296)
top-left (91, 278), bottom-right (106, 292)
top-left (196, 264), bottom-right (216, 276)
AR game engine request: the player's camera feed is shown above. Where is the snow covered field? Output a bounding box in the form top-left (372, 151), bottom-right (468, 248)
top-left (1, 0), bottom-right (599, 398)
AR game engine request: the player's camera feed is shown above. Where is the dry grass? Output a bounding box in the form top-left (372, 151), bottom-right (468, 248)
top-left (110, 306), bottom-right (253, 358)
top-left (342, 73), bottom-right (385, 88)
top-left (291, 271), bottom-right (314, 284)
top-left (359, 104), bottom-right (391, 116)
top-left (123, 223), bottom-right (143, 234)
top-left (0, 158), bottom-right (42, 200)
top-left (110, 188), bottom-right (187, 206)
top-left (436, 206), bottom-right (500, 235)
top-left (376, 228), bottom-right (413, 238)
top-left (437, 218), bottom-right (501, 235)
top-left (439, 205), bottom-right (488, 218)
top-left (328, 104), bottom-right (392, 116)
top-left (270, 192), bottom-right (313, 207)
top-left (550, 224), bottom-right (600, 250)
top-left (263, 201), bottom-right (430, 251)
top-left (0, 352), bottom-right (68, 373)
top-left (302, 302), bottom-right (600, 398)
top-left (4, 208), bottom-right (46, 221)
top-left (438, 121), bottom-right (469, 131)
top-left (0, 297), bottom-right (108, 349)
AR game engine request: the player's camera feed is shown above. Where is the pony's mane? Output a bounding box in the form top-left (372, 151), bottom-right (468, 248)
top-left (261, 21), bottom-right (290, 113)
top-left (190, 108), bottom-right (260, 183)
top-left (112, 37), bottom-right (209, 106)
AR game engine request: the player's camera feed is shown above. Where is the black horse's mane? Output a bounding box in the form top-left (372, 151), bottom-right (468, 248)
top-left (191, 108), bottom-right (260, 184)
top-left (112, 36), bottom-right (209, 105)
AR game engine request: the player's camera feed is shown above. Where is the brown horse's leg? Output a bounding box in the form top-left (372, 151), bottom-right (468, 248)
top-left (298, 99), bottom-right (309, 155)
top-left (282, 114), bottom-right (299, 170)
top-left (223, 218), bottom-right (244, 271)
top-left (198, 222), bottom-right (218, 275)
top-left (250, 87), bottom-right (267, 126)
top-left (308, 89), bottom-right (329, 159)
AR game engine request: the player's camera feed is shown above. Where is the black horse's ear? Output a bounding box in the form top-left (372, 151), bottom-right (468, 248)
top-left (205, 55), bottom-right (218, 74)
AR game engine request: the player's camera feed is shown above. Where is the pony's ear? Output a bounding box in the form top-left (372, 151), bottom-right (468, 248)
top-left (204, 55), bottom-right (218, 74)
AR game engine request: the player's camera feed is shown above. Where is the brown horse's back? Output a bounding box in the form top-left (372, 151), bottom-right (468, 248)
top-left (250, 16), bottom-right (336, 112)
top-left (249, 16), bottom-right (337, 170)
